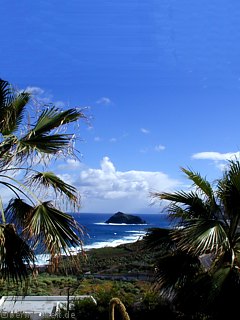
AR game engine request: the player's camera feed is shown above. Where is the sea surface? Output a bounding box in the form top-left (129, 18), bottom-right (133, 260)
top-left (36, 212), bottom-right (171, 266)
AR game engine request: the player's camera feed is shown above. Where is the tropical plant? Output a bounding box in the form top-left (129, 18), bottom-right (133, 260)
top-left (144, 160), bottom-right (240, 319)
top-left (0, 78), bottom-right (86, 283)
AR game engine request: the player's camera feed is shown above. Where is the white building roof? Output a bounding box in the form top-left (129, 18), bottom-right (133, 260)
top-left (0, 295), bottom-right (96, 319)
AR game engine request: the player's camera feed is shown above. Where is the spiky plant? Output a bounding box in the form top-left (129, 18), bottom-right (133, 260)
top-left (144, 160), bottom-right (240, 318)
top-left (0, 78), bottom-right (86, 283)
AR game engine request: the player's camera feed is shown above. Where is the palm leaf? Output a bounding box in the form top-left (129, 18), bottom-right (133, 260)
top-left (143, 227), bottom-right (174, 252)
top-left (1, 93), bottom-right (30, 135)
top-left (217, 160), bottom-right (240, 240)
top-left (178, 266), bottom-right (240, 317)
top-left (0, 135), bottom-right (18, 164)
top-left (172, 219), bottom-right (230, 257)
top-left (26, 202), bottom-right (83, 256)
top-left (14, 106), bottom-right (85, 159)
top-left (18, 133), bottom-right (74, 154)
top-left (153, 251), bottom-right (201, 299)
top-left (27, 171), bottom-right (78, 204)
top-left (181, 167), bottom-right (215, 200)
top-left (0, 223), bottom-right (35, 283)
top-left (0, 79), bottom-right (30, 135)
top-left (4, 198), bottom-right (34, 230)
top-left (208, 267), bottom-right (240, 318)
top-left (153, 190), bottom-right (211, 220)
top-left (29, 107), bottom-right (85, 135)
top-left (0, 79), bottom-right (12, 108)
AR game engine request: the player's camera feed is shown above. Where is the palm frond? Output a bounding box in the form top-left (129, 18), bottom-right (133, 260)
top-left (172, 219), bottom-right (230, 257)
top-left (208, 266), bottom-right (240, 318)
top-left (13, 106), bottom-right (84, 160)
top-left (29, 107), bottom-right (85, 135)
top-left (18, 133), bottom-right (74, 154)
top-left (4, 198), bottom-right (34, 230)
top-left (181, 167), bottom-right (215, 199)
top-left (178, 266), bottom-right (240, 317)
top-left (1, 93), bottom-right (30, 135)
top-left (0, 79), bottom-right (12, 110)
top-left (217, 160), bottom-right (240, 239)
top-left (0, 79), bottom-right (30, 135)
top-left (0, 136), bottom-right (18, 164)
top-left (26, 171), bottom-right (78, 204)
top-left (153, 251), bottom-right (201, 299)
top-left (153, 190), bottom-right (211, 220)
top-left (26, 202), bottom-right (84, 256)
top-left (0, 223), bottom-right (35, 283)
top-left (143, 228), bottom-right (174, 252)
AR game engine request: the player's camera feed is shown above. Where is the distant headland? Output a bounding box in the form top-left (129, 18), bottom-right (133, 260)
top-left (105, 211), bottom-right (147, 224)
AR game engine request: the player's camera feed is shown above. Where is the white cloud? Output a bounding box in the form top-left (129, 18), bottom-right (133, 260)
top-left (192, 151), bottom-right (240, 171)
top-left (155, 144), bottom-right (166, 152)
top-left (71, 157), bottom-right (181, 213)
top-left (192, 151), bottom-right (240, 161)
top-left (58, 159), bottom-right (82, 170)
top-left (141, 128), bottom-right (150, 134)
top-left (0, 157), bottom-right (181, 214)
top-left (96, 97), bottom-right (112, 105)
top-left (57, 173), bottom-right (75, 185)
top-left (25, 86), bottom-right (44, 95)
top-left (23, 86), bottom-right (65, 107)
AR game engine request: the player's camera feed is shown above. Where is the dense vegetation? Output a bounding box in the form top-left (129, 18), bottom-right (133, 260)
top-left (144, 161), bottom-right (240, 320)
top-left (0, 243), bottom-right (178, 320)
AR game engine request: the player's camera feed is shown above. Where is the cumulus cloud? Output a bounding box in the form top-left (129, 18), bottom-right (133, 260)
top-left (71, 157), bottom-right (181, 213)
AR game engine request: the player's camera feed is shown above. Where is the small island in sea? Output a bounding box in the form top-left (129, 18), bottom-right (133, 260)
top-left (105, 211), bottom-right (147, 224)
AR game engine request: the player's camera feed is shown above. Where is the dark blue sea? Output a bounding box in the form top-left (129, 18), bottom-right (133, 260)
top-left (74, 213), bottom-right (171, 249)
top-left (35, 213), bottom-right (171, 265)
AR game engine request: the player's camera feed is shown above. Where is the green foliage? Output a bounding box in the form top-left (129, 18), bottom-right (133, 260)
top-left (148, 160), bottom-right (240, 318)
top-left (71, 298), bottom-right (98, 320)
top-left (0, 78), bottom-right (86, 283)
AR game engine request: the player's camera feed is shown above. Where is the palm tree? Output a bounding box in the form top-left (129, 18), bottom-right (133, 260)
top-left (144, 160), bottom-right (240, 318)
top-left (0, 78), bottom-right (86, 282)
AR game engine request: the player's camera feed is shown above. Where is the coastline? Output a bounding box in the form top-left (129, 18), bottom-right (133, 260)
top-left (35, 230), bottom-right (146, 266)
top-left (34, 213), bottom-right (170, 266)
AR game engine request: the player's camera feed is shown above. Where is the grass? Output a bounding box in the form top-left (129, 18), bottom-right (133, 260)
top-left (0, 240), bottom-right (155, 297)
top-left (0, 273), bottom-right (152, 299)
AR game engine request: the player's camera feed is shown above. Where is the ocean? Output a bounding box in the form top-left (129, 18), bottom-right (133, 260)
top-left (76, 213), bottom-right (171, 249)
top-left (35, 212), bottom-right (171, 266)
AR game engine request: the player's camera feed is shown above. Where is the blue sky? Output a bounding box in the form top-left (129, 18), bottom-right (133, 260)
top-left (1, 1), bottom-right (240, 213)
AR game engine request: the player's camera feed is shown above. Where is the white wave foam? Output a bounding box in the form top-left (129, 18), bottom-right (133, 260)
top-left (34, 232), bottom-right (145, 266)
top-left (125, 230), bottom-right (146, 234)
top-left (94, 222), bottom-right (147, 226)
top-left (83, 233), bottom-right (144, 251)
